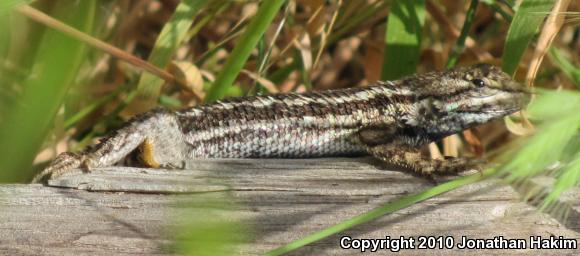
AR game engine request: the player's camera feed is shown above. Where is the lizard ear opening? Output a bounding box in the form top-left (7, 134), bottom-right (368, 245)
top-left (471, 79), bottom-right (485, 87)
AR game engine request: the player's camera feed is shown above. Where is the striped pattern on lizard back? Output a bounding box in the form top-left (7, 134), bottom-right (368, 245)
top-left (176, 84), bottom-right (406, 158)
top-left (31, 64), bottom-right (528, 183)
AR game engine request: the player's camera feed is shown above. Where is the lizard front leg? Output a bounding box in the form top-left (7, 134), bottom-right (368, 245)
top-left (356, 126), bottom-right (482, 177)
top-left (32, 108), bottom-right (187, 183)
top-left (366, 141), bottom-right (482, 177)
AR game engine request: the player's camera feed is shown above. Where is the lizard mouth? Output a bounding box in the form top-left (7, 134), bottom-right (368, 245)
top-left (461, 92), bottom-right (527, 113)
top-left (483, 107), bottom-right (521, 115)
top-left (458, 107), bottom-right (521, 115)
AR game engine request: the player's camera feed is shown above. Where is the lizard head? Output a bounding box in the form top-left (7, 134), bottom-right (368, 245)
top-left (402, 64), bottom-right (529, 139)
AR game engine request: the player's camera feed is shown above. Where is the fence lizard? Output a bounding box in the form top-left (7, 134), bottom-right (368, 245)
top-left (32, 64), bottom-right (528, 183)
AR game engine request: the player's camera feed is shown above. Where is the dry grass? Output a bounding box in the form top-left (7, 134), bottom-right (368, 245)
top-left (1, 0), bottom-right (579, 183)
top-left (1, 1), bottom-right (579, 254)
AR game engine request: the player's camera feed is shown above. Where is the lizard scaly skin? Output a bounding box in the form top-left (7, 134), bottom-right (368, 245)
top-left (32, 64), bottom-right (528, 183)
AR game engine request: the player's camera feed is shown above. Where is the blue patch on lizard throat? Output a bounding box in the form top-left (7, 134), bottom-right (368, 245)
top-left (446, 102), bottom-right (460, 111)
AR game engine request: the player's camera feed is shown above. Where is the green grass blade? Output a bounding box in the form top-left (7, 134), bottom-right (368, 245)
top-left (0, 0), bottom-right (95, 182)
top-left (204, 0), bottom-right (286, 102)
top-left (501, 0), bottom-right (555, 75)
top-left (480, 0), bottom-right (513, 22)
top-left (328, 1), bottom-right (389, 45)
top-left (446, 0), bottom-right (479, 69)
top-left (498, 90), bottom-right (580, 212)
top-left (0, 0), bottom-right (33, 15)
top-left (541, 153), bottom-right (580, 211)
top-left (501, 90), bottom-right (580, 181)
top-left (264, 168), bottom-right (497, 256)
top-left (129, 0), bottom-right (208, 113)
top-left (64, 89), bottom-right (120, 129)
top-left (527, 89), bottom-right (580, 119)
top-left (381, 0), bottom-right (425, 80)
top-left (548, 47), bottom-right (580, 88)
top-left (503, 114), bottom-right (580, 180)
top-left (171, 194), bottom-right (250, 256)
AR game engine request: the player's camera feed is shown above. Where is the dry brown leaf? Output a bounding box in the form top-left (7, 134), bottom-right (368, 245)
top-left (504, 112), bottom-right (535, 136)
top-left (169, 61), bottom-right (205, 100)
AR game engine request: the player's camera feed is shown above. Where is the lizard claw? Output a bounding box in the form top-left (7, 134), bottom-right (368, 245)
top-left (31, 152), bottom-right (85, 183)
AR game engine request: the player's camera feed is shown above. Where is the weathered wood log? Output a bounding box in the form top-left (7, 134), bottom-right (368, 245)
top-left (0, 158), bottom-right (578, 255)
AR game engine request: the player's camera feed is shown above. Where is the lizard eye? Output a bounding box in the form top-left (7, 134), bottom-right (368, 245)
top-left (472, 79), bottom-right (485, 87)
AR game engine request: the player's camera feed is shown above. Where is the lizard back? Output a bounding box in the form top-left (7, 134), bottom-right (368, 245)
top-left (176, 84), bottom-right (404, 158)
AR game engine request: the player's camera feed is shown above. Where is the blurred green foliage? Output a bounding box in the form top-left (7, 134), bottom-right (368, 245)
top-left (381, 0), bottom-right (425, 80)
top-left (0, 1), bottom-right (578, 255)
top-left (0, 0), bottom-right (95, 182)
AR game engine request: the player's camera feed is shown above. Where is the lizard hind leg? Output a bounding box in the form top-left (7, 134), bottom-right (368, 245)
top-left (31, 129), bottom-right (148, 183)
top-left (132, 109), bottom-right (190, 169)
top-left (32, 108), bottom-right (187, 183)
top-left (139, 138), bottom-right (161, 168)
top-left (138, 138), bottom-right (186, 169)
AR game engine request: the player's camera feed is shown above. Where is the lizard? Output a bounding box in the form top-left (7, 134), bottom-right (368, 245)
top-left (32, 64), bottom-right (528, 183)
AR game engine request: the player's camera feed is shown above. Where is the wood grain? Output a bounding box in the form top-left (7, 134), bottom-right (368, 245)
top-left (1, 158), bottom-right (578, 255)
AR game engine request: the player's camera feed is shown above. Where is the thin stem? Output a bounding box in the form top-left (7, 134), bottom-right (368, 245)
top-left (446, 0), bottom-right (479, 69)
top-left (264, 168), bottom-right (499, 256)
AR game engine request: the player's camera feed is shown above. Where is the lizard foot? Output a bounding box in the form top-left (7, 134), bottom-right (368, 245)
top-left (420, 157), bottom-right (485, 176)
top-left (366, 142), bottom-right (485, 178)
top-left (419, 157), bottom-right (486, 184)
